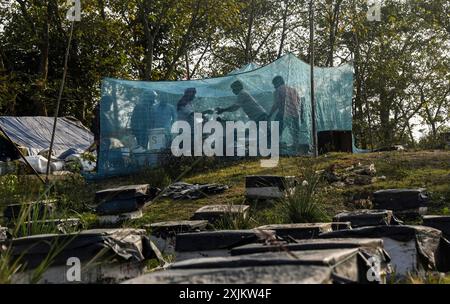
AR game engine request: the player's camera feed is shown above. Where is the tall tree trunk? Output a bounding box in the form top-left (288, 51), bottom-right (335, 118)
top-left (424, 105), bottom-right (437, 141)
top-left (32, 0), bottom-right (50, 116)
top-left (405, 119), bottom-right (415, 146)
top-left (354, 71), bottom-right (366, 147)
top-left (353, 30), bottom-right (366, 148)
top-left (277, 0), bottom-right (289, 58)
top-left (364, 81), bottom-right (373, 149)
top-left (244, 0), bottom-right (255, 63)
top-left (326, 0), bottom-right (342, 67)
top-left (185, 50), bottom-right (190, 80)
top-left (140, 0), bottom-right (171, 80)
top-left (0, 48), bottom-right (5, 70)
top-left (163, 0), bottom-right (201, 79)
top-left (98, 0), bottom-right (106, 20)
top-left (141, 1), bottom-right (154, 81)
top-left (379, 89), bottom-right (391, 146)
top-left (38, 1), bottom-right (50, 82)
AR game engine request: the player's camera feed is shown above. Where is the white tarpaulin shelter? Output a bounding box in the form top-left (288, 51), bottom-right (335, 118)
top-left (0, 116), bottom-right (94, 157)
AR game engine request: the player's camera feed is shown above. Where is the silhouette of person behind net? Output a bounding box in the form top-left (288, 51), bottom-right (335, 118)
top-left (131, 90), bottom-right (157, 149)
top-left (269, 76), bottom-right (304, 150)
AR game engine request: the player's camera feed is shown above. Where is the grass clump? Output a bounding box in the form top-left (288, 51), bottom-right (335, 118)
top-left (0, 183), bottom-right (82, 284)
top-left (276, 162), bottom-right (328, 223)
top-left (400, 272), bottom-right (450, 284)
top-left (213, 204), bottom-right (257, 230)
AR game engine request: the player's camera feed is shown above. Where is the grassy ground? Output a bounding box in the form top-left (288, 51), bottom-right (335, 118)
top-left (3, 150), bottom-right (448, 228)
top-left (1, 150), bottom-right (449, 283)
top-left (135, 150), bottom-right (450, 227)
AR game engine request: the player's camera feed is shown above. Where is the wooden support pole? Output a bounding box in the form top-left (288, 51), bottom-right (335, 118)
top-left (309, 0), bottom-right (318, 157)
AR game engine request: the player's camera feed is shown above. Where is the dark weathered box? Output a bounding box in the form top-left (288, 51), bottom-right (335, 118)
top-left (149, 220), bottom-right (209, 238)
top-left (191, 205), bottom-right (249, 223)
top-left (147, 220), bottom-right (209, 254)
top-left (97, 210), bottom-right (143, 225)
top-left (230, 238), bottom-right (386, 256)
top-left (256, 223), bottom-right (333, 239)
top-left (170, 248), bottom-right (382, 283)
top-left (331, 222), bottom-right (352, 231)
top-left (95, 184), bottom-right (159, 217)
top-left (175, 230), bottom-right (263, 261)
top-left (245, 175), bottom-right (296, 199)
top-left (333, 209), bottom-right (397, 228)
top-left (95, 184), bottom-right (159, 203)
top-left (96, 198), bottom-right (148, 215)
top-left (422, 215), bottom-right (450, 238)
top-left (123, 264), bottom-right (333, 284)
top-left (319, 225), bottom-right (449, 276)
top-left (10, 228), bottom-right (155, 283)
top-left (3, 200), bottom-right (56, 223)
top-left (373, 189), bottom-right (428, 215)
top-left (18, 218), bottom-right (82, 236)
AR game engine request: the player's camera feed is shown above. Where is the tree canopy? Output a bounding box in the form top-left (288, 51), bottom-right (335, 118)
top-left (0, 0), bottom-right (448, 148)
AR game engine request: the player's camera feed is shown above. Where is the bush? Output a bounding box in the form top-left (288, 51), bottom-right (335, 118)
top-left (0, 175), bottom-right (44, 207)
top-left (52, 174), bottom-right (95, 213)
top-left (276, 163), bottom-right (328, 223)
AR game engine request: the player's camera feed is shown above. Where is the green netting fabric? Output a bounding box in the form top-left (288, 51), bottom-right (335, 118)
top-left (228, 62), bottom-right (260, 75)
top-left (99, 53), bottom-right (353, 176)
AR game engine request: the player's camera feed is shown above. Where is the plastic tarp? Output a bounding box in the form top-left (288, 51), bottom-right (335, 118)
top-left (0, 116), bottom-right (94, 157)
top-left (99, 53), bottom-right (353, 176)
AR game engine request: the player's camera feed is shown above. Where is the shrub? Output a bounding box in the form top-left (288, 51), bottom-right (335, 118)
top-left (277, 163), bottom-right (327, 223)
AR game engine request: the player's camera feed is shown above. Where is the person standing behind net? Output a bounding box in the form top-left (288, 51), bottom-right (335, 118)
top-left (269, 76), bottom-right (304, 150)
top-left (151, 96), bottom-right (176, 149)
top-left (216, 80), bottom-right (268, 123)
top-left (152, 97), bottom-right (176, 131)
top-left (176, 88), bottom-right (197, 127)
top-left (216, 80), bottom-right (269, 149)
top-left (131, 90), bottom-right (157, 149)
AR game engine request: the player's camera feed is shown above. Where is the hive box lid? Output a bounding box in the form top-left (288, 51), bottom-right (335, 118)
top-left (193, 205), bottom-right (249, 214)
top-left (191, 205), bottom-right (250, 222)
top-left (149, 220), bottom-right (208, 234)
top-left (373, 188), bottom-right (428, 211)
top-left (8, 228), bottom-right (154, 269)
top-left (95, 184), bottom-right (159, 202)
top-left (3, 200), bottom-right (56, 221)
top-left (170, 248), bottom-right (360, 269)
top-left (122, 265), bottom-right (333, 284)
top-left (333, 209), bottom-right (394, 228)
top-left (422, 215), bottom-right (450, 237)
top-left (318, 225), bottom-right (446, 274)
top-left (423, 215), bottom-right (450, 223)
top-left (175, 230), bottom-right (262, 252)
top-left (230, 238), bottom-right (385, 256)
top-left (96, 198), bottom-right (149, 215)
top-left (256, 223), bottom-right (333, 239)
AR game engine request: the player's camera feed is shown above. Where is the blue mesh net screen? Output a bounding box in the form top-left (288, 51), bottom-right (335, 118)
top-left (98, 53), bottom-right (353, 176)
